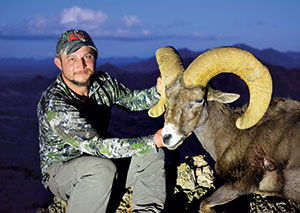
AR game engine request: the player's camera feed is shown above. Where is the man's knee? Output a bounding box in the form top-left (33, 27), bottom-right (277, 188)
top-left (80, 156), bottom-right (117, 179)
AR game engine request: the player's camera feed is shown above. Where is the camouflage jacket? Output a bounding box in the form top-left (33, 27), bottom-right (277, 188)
top-left (37, 71), bottom-right (160, 188)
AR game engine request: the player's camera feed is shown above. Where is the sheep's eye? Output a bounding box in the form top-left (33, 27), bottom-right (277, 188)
top-left (195, 98), bottom-right (203, 104)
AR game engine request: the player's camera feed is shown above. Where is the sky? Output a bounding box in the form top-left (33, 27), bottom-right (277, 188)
top-left (0, 0), bottom-right (299, 59)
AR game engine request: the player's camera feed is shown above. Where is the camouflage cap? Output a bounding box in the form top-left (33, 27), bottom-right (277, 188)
top-left (56, 29), bottom-right (98, 58)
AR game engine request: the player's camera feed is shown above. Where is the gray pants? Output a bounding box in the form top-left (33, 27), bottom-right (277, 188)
top-left (47, 148), bottom-right (166, 213)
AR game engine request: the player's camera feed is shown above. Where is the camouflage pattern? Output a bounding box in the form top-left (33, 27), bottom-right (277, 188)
top-left (37, 71), bottom-right (160, 189)
top-left (56, 29), bottom-right (98, 58)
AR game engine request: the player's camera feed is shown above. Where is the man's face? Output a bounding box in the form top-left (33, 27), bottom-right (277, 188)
top-left (55, 46), bottom-right (95, 87)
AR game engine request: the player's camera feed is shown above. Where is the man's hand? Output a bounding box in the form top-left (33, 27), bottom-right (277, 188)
top-left (154, 128), bottom-right (164, 147)
top-left (156, 77), bottom-right (162, 95)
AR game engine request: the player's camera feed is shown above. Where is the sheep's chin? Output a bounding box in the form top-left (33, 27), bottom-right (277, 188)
top-left (162, 124), bottom-right (185, 150)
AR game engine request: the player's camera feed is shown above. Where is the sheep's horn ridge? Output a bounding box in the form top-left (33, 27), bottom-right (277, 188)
top-left (182, 47), bottom-right (273, 129)
top-left (148, 46), bottom-right (185, 117)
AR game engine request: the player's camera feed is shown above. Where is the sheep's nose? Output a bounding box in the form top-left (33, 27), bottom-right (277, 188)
top-left (162, 134), bottom-right (172, 146)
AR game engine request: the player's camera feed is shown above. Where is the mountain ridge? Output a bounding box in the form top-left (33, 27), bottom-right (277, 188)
top-left (1, 43), bottom-right (300, 76)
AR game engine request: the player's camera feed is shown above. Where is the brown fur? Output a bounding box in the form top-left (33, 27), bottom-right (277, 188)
top-left (163, 81), bottom-right (300, 212)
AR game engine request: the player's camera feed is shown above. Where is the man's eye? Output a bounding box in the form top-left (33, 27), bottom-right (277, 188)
top-left (195, 98), bottom-right (203, 104)
top-left (68, 57), bottom-right (75, 62)
top-left (85, 54), bottom-right (93, 60)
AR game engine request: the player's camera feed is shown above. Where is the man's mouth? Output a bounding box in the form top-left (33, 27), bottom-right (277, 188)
top-left (76, 70), bottom-right (91, 75)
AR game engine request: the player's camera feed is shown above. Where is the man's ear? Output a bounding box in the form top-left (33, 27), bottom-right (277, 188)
top-left (54, 57), bottom-right (62, 70)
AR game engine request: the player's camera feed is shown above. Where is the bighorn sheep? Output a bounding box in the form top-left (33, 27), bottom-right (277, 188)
top-left (148, 46), bottom-right (300, 212)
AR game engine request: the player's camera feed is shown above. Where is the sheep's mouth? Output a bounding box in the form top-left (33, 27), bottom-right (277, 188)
top-left (165, 136), bottom-right (185, 150)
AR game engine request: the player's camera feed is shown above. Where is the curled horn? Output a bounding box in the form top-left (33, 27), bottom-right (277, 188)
top-left (148, 46), bottom-right (185, 117)
top-left (183, 47), bottom-right (273, 129)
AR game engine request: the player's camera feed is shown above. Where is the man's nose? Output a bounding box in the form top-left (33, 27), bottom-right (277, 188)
top-left (77, 58), bottom-right (87, 69)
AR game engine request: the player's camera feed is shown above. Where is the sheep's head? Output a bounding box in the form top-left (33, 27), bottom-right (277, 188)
top-left (162, 83), bottom-right (241, 149)
top-left (149, 46), bottom-right (273, 150)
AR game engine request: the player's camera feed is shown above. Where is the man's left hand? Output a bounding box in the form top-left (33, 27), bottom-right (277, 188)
top-left (154, 128), bottom-right (164, 147)
top-left (156, 77), bottom-right (162, 95)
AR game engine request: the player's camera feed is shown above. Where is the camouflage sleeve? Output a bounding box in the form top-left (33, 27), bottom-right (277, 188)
top-left (105, 74), bottom-right (160, 111)
top-left (47, 102), bottom-right (157, 158)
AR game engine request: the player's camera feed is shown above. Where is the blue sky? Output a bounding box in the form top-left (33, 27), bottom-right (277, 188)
top-left (0, 0), bottom-right (299, 59)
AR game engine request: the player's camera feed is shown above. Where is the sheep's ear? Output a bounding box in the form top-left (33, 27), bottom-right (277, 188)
top-left (207, 88), bottom-right (240, 103)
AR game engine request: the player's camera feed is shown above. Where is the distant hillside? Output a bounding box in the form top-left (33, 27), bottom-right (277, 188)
top-left (0, 57), bottom-right (58, 76)
top-left (115, 44), bottom-right (300, 72)
top-left (1, 43), bottom-right (300, 76)
top-left (234, 43), bottom-right (300, 69)
top-left (98, 56), bottom-right (146, 66)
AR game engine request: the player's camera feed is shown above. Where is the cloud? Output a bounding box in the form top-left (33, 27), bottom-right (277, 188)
top-left (0, 6), bottom-right (110, 39)
top-left (142, 30), bottom-right (150, 35)
top-left (121, 15), bottom-right (141, 27)
top-left (0, 6), bottom-right (227, 43)
top-left (60, 6), bottom-right (108, 30)
top-left (26, 15), bottom-right (60, 35)
top-left (112, 15), bottom-right (147, 38)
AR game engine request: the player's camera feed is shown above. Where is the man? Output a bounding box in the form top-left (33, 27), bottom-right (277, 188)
top-left (37, 29), bottom-right (167, 212)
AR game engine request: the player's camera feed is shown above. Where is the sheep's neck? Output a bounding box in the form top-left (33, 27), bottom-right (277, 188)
top-left (193, 102), bottom-right (239, 161)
